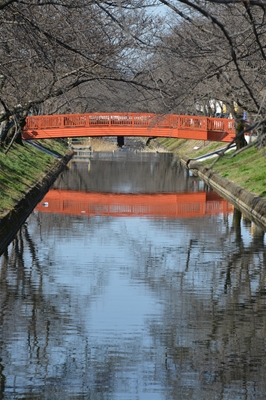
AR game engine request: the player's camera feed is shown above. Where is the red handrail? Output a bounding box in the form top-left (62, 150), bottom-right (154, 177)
top-left (23, 112), bottom-right (236, 142)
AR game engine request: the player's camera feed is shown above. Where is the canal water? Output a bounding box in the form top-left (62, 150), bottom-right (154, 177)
top-left (0, 151), bottom-right (266, 400)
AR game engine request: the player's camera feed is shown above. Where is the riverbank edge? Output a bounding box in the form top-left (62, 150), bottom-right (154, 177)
top-left (0, 150), bottom-right (73, 255)
top-left (181, 156), bottom-right (266, 230)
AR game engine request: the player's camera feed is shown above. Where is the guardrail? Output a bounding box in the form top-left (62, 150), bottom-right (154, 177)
top-left (25, 113), bottom-right (233, 130)
top-left (23, 112), bottom-right (236, 142)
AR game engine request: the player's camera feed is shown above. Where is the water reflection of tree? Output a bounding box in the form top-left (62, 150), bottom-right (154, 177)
top-left (0, 223), bottom-right (119, 398)
top-left (53, 153), bottom-right (198, 194)
top-left (1, 219), bottom-right (152, 399)
top-left (100, 204), bottom-right (266, 398)
top-left (1, 192), bottom-right (266, 398)
top-left (0, 224), bottom-right (47, 397)
top-left (140, 211), bottom-right (266, 399)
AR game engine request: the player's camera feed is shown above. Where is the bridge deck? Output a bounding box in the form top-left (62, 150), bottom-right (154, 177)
top-left (23, 113), bottom-right (236, 142)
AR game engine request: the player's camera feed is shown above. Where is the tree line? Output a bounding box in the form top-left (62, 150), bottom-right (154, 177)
top-left (0, 0), bottom-right (266, 149)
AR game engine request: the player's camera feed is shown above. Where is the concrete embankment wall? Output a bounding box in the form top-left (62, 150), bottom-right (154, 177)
top-left (0, 150), bottom-right (73, 255)
top-left (181, 156), bottom-right (266, 231)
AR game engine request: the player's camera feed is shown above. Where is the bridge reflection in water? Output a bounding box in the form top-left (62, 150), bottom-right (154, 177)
top-left (36, 190), bottom-right (233, 218)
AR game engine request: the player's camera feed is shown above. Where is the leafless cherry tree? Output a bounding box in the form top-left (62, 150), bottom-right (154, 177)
top-left (0, 0), bottom-right (162, 149)
top-left (1, 0), bottom-right (266, 151)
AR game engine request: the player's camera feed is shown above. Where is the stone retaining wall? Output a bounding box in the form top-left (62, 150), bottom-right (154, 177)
top-left (0, 150), bottom-right (73, 255)
top-left (181, 156), bottom-right (266, 231)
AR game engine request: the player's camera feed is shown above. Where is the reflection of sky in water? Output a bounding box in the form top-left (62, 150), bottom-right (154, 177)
top-left (1, 193), bottom-right (266, 398)
top-left (38, 215), bottom-right (265, 296)
top-left (89, 270), bottom-right (161, 332)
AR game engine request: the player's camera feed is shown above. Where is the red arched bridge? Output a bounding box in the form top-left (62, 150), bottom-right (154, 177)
top-left (35, 190), bottom-right (233, 218)
top-left (23, 112), bottom-right (236, 142)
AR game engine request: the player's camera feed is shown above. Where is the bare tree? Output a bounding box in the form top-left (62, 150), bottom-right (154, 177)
top-left (0, 0), bottom-right (163, 148)
top-left (2, 0), bottom-right (266, 151)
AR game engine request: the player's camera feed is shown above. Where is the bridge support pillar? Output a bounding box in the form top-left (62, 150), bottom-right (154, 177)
top-left (117, 136), bottom-right (124, 147)
top-left (146, 137), bottom-right (155, 146)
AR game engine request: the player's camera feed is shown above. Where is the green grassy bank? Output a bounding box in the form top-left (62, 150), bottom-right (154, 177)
top-left (0, 139), bottom-right (68, 218)
top-left (157, 138), bottom-right (266, 198)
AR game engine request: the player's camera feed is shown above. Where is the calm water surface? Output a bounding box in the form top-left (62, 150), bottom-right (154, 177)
top-left (0, 152), bottom-right (266, 400)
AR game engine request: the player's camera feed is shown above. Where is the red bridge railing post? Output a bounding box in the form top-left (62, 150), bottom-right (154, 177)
top-left (61, 115), bottom-right (65, 129)
top-left (85, 114), bottom-right (90, 127)
top-left (201, 117), bottom-right (206, 132)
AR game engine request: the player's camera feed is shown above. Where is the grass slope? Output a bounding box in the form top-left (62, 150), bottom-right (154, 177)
top-left (0, 139), bottom-right (68, 216)
top-left (157, 138), bottom-right (266, 198)
top-left (206, 147), bottom-right (266, 198)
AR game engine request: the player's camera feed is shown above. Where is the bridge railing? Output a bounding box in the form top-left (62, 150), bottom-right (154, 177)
top-left (24, 113), bottom-right (236, 143)
top-left (179, 116), bottom-right (207, 130)
top-left (25, 112), bottom-right (235, 132)
top-left (25, 113), bottom-right (178, 129)
top-left (207, 117), bottom-right (235, 132)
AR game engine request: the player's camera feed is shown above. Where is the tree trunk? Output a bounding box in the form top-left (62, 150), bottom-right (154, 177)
top-left (235, 116), bottom-right (247, 150)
